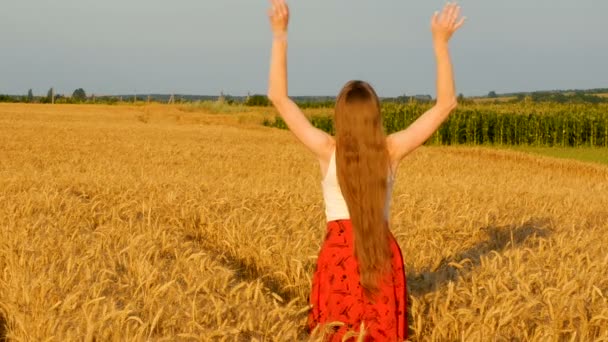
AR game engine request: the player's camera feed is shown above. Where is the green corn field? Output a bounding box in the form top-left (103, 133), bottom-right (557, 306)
top-left (263, 102), bottom-right (608, 147)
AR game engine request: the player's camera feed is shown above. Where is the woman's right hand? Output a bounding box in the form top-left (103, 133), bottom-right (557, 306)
top-left (431, 2), bottom-right (466, 44)
top-left (268, 0), bottom-right (290, 37)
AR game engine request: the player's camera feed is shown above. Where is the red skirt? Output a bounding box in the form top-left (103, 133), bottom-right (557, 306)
top-left (308, 219), bottom-right (408, 341)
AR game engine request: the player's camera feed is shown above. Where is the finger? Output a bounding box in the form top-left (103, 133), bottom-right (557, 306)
top-left (285, 2), bottom-right (290, 18)
top-left (442, 3), bottom-right (454, 23)
top-left (446, 3), bottom-right (457, 22)
top-left (451, 6), bottom-right (461, 25)
top-left (277, 0), bottom-right (286, 16)
top-left (438, 3), bottom-right (447, 21)
top-left (271, 0), bottom-right (281, 14)
top-left (454, 16), bottom-right (466, 30)
top-left (280, 2), bottom-right (289, 18)
top-left (431, 10), bottom-right (439, 25)
top-left (273, 1), bottom-right (282, 17)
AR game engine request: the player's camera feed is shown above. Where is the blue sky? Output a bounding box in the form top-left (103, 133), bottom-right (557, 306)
top-left (0, 0), bottom-right (606, 97)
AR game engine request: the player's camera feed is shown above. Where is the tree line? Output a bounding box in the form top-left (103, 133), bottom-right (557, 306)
top-left (1, 89), bottom-right (606, 106)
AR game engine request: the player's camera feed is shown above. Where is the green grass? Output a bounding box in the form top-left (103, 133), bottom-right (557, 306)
top-left (505, 146), bottom-right (608, 166)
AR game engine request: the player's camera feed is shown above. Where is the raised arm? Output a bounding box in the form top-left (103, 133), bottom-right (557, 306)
top-left (387, 3), bottom-right (465, 166)
top-left (266, 0), bottom-right (333, 160)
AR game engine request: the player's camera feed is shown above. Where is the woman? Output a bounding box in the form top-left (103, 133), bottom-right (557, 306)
top-left (267, 1), bottom-right (465, 340)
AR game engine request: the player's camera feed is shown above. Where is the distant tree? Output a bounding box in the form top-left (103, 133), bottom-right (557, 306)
top-left (413, 95), bottom-right (433, 102)
top-left (27, 89), bottom-right (34, 103)
top-left (0, 95), bottom-right (17, 103)
top-left (217, 91), bottom-right (225, 104)
top-left (457, 93), bottom-right (473, 105)
top-left (45, 88), bottom-right (54, 104)
top-left (245, 94), bottom-right (270, 106)
top-left (72, 88), bottom-right (87, 102)
top-left (389, 95), bottom-right (410, 103)
top-left (488, 91), bottom-right (498, 98)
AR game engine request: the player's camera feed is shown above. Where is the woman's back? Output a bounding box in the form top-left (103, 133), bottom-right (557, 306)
top-left (321, 148), bottom-right (395, 223)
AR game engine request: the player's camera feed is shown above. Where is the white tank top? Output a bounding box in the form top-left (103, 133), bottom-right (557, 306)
top-left (321, 148), bottom-right (395, 222)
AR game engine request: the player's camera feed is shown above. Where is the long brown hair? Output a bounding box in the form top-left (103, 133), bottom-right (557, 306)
top-left (334, 80), bottom-right (392, 295)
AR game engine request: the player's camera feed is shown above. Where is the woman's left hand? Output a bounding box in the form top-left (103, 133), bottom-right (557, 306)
top-left (431, 2), bottom-right (466, 44)
top-left (268, 0), bottom-right (290, 36)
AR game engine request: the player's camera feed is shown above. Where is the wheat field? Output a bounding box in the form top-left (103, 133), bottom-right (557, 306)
top-left (0, 103), bottom-right (607, 341)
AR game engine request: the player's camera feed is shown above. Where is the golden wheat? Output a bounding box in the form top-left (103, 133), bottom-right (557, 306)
top-left (0, 103), bottom-right (607, 341)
